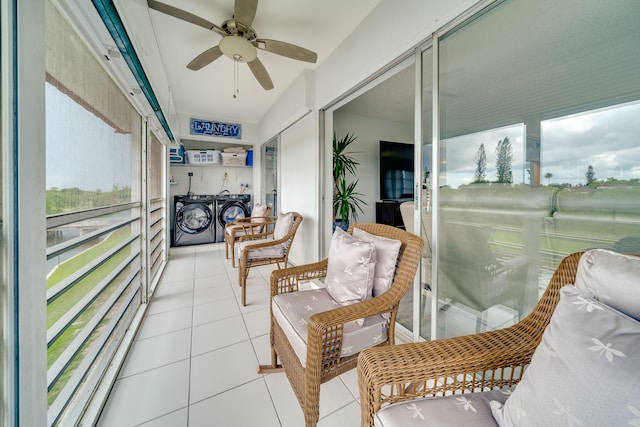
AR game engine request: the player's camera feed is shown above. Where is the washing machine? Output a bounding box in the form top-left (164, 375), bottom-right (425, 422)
top-left (214, 194), bottom-right (251, 242)
top-left (173, 195), bottom-right (216, 246)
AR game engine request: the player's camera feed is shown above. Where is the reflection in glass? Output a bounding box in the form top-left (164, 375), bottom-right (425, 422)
top-left (436, 0), bottom-right (640, 339)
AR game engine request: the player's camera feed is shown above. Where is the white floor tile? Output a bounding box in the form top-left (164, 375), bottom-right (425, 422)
top-left (98, 360), bottom-right (190, 427)
top-left (318, 376), bottom-right (357, 419)
top-left (153, 279), bottom-right (194, 298)
top-left (138, 408), bottom-right (188, 427)
top-left (318, 400), bottom-right (361, 427)
top-left (191, 315), bottom-right (249, 356)
top-left (136, 306), bottom-right (193, 340)
top-left (189, 340), bottom-right (261, 403)
top-left (237, 287), bottom-right (271, 313)
top-left (251, 334), bottom-right (274, 367)
top-left (193, 282), bottom-right (235, 305)
top-left (339, 369), bottom-right (360, 401)
top-left (188, 379), bottom-right (280, 427)
top-left (192, 297), bottom-right (240, 326)
top-left (160, 264), bottom-right (195, 284)
top-left (193, 273), bottom-right (230, 290)
top-left (119, 329), bottom-right (192, 378)
top-left (264, 372), bottom-right (305, 427)
top-left (242, 307), bottom-right (270, 338)
top-left (193, 262), bottom-right (225, 279)
top-left (147, 291), bottom-right (194, 316)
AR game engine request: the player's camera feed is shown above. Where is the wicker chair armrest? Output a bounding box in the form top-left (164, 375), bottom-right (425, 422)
top-left (238, 232), bottom-right (292, 248)
top-left (309, 292), bottom-right (399, 332)
top-left (269, 259), bottom-right (329, 296)
top-left (358, 323), bottom-right (541, 426)
top-left (237, 228), bottom-right (275, 241)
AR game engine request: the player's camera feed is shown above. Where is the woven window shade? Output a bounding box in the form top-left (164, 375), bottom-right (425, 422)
top-left (45, 1), bottom-right (132, 135)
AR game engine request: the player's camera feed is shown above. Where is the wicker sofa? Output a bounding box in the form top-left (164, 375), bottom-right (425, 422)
top-left (358, 249), bottom-right (640, 427)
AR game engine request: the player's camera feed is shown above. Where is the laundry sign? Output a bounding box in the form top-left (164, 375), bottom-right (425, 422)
top-left (190, 118), bottom-right (242, 139)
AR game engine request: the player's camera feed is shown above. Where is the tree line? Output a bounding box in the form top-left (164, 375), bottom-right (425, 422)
top-left (46, 185), bottom-right (131, 215)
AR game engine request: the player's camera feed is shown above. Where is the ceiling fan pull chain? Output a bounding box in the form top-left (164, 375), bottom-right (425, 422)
top-left (233, 59), bottom-right (237, 98)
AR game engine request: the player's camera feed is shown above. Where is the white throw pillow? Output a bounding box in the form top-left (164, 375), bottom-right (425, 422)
top-left (273, 212), bottom-right (294, 240)
top-left (251, 203), bottom-right (268, 217)
top-left (491, 285), bottom-right (640, 427)
top-left (325, 227), bottom-right (376, 316)
top-left (575, 249), bottom-right (640, 320)
top-left (352, 227), bottom-right (401, 297)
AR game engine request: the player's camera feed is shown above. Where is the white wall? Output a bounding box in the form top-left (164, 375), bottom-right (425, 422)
top-left (279, 113), bottom-right (319, 265)
top-left (168, 165), bottom-right (253, 197)
top-left (333, 111), bottom-right (414, 223)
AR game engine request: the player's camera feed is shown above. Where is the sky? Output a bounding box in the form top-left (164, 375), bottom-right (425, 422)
top-left (46, 83), bottom-right (133, 192)
top-left (541, 101), bottom-right (640, 186)
top-left (441, 101), bottom-right (640, 189)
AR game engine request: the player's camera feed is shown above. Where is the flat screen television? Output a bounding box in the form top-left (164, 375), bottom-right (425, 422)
top-left (379, 140), bottom-right (414, 201)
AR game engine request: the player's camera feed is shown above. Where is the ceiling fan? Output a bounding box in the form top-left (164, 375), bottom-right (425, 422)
top-left (147, 0), bottom-right (318, 91)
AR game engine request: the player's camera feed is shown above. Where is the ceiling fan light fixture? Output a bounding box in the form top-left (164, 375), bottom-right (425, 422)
top-left (219, 35), bottom-right (257, 63)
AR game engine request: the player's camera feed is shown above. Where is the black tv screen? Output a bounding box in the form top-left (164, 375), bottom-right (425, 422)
top-left (379, 141), bottom-right (414, 201)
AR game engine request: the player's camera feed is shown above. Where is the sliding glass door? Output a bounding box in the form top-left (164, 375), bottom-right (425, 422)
top-left (432, 0), bottom-right (640, 339)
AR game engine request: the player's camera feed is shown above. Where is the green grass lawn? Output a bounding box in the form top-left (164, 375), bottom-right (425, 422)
top-left (46, 226), bottom-right (134, 405)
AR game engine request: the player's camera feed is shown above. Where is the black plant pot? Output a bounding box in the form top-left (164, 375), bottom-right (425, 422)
top-left (332, 219), bottom-right (349, 233)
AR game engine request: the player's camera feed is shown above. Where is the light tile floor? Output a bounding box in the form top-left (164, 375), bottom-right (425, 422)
top-left (97, 243), bottom-right (362, 427)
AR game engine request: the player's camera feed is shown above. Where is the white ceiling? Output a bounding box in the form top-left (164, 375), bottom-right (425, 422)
top-left (141, 0), bottom-right (382, 125)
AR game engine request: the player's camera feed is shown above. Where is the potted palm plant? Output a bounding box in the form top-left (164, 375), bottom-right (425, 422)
top-left (333, 132), bottom-right (366, 231)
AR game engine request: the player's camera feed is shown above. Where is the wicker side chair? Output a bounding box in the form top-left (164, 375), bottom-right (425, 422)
top-left (258, 223), bottom-right (424, 427)
top-left (224, 204), bottom-right (273, 267)
top-left (357, 251), bottom-right (602, 427)
top-left (237, 211), bottom-right (303, 306)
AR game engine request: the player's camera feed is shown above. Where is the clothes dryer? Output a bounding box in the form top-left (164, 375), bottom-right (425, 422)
top-left (214, 194), bottom-right (251, 242)
top-left (173, 195), bottom-right (216, 246)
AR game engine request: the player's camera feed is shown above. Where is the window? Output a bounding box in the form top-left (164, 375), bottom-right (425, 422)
top-left (45, 2), bottom-right (144, 424)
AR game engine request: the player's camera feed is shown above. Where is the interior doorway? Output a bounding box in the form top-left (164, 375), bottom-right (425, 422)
top-left (261, 137), bottom-right (278, 214)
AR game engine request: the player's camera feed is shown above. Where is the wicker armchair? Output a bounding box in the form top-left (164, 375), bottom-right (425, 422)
top-left (258, 223), bottom-right (424, 427)
top-left (357, 251), bottom-right (591, 426)
top-left (237, 211), bottom-right (303, 306)
top-left (224, 204), bottom-right (273, 267)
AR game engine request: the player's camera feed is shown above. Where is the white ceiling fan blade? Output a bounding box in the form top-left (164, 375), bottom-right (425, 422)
top-left (255, 39), bottom-right (317, 63)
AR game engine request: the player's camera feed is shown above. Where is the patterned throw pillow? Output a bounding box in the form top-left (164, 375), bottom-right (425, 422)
top-left (575, 248), bottom-right (640, 320)
top-left (325, 227), bottom-right (376, 317)
top-left (491, 285), bottom-right (640, 427)
top-left (352, 228), bottom-right (401, 297)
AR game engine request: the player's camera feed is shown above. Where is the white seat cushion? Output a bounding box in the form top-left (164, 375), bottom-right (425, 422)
top-left (375, 388), bottom-right (511, 427)
top-left (272, 288), bottom-right (389, 367)
top-left (238, 238), bottom-right (287, 260)
top-left (226, 224), bottom-right (246, 237)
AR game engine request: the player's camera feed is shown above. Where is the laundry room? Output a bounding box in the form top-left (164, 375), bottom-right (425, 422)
top-left (169, 140), bottom-right (255, 247)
